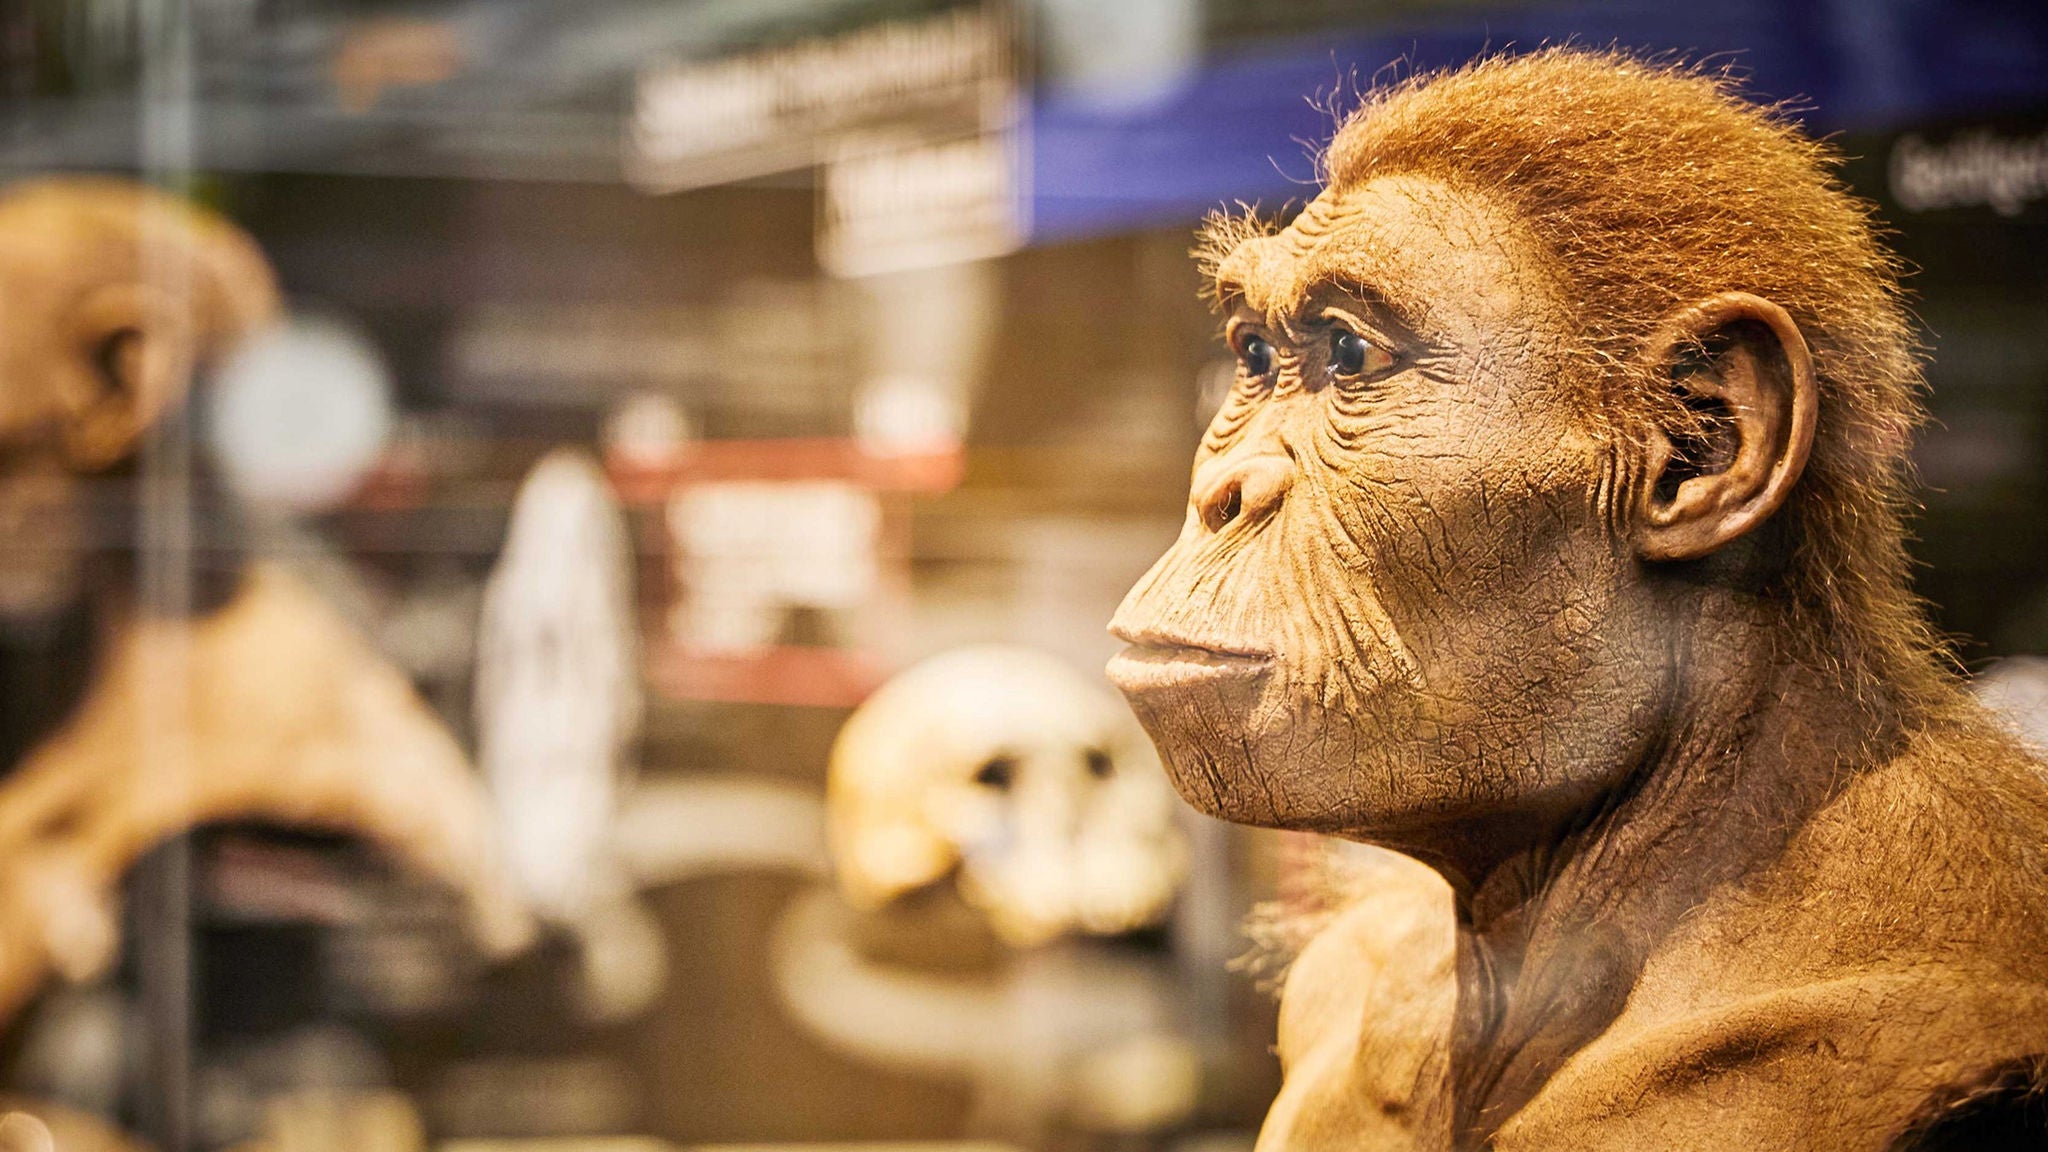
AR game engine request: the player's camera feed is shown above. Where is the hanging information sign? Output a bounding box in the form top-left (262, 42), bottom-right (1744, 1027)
top-left (629, 2), bottom-right (1017, 193)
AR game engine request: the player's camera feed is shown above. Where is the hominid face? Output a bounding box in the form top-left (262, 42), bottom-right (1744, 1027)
top-left (1109, 174), bottom-right (1671, 849)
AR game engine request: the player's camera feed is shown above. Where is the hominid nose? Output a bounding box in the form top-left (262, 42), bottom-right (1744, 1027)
top-left (1195, 454), bottom-right (1295, 533)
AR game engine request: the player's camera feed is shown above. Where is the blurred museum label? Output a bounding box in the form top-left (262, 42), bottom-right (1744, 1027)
top-left (629, 1), bottom-right (1025, 277)
top-left (1889, 118), bottom-right (2048, 217)
top-left (818, 131), bottom-right (1026, 277)
top-left (629, 2), bottom-right (1017, 192)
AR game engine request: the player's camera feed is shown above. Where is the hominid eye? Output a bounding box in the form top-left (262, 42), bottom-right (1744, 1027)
top-left (1237, 334), bottom-right (1275, 378)
top-left (1331, 330), bottom-right (1394, 379)
top-left (974, 756), bottom-right (1017, 790)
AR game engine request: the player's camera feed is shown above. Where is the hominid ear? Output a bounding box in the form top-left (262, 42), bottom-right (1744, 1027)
top-left (1633, 292), bottom-right (1817, 562)
top-left (56, 282), bottom-right (196, 470)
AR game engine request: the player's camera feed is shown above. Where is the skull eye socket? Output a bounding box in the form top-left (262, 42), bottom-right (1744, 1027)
top-left (1085, 748), bottom-right (1114, 779)
top-left (973, 756), bottom-right (1017, 790)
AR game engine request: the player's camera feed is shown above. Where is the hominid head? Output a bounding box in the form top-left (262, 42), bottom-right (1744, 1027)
top-left (1108, 50), bottom-right (1933, 866)
top-left (0, 179), bottom-right (278, 615)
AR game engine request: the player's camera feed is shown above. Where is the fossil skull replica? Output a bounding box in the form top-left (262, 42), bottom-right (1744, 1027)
top-left (0, 178), bottom-right (530, 1027)
top-left (828, 644), bottom-right (1187, 947)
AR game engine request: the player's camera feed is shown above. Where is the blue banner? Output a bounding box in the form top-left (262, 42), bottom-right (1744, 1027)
top-left (1026, 0), bottom-right (2048, 241)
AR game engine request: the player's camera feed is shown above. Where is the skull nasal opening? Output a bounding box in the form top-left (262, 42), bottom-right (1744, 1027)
top-left (1196, 453), bottom-right (1295, 533)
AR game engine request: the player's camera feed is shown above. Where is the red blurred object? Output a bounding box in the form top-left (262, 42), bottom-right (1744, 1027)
top-left (629, 436), bottom-right (943, 709)
top-left (647, 643), bottom-right (891, 709)
top-left (605, 437), bottom-right (963, 504)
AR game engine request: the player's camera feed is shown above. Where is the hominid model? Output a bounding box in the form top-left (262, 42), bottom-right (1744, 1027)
top-left (1108, 50), bottom-right (2048, 1151)
top-left (0, 178), bottom-right (529, 1029)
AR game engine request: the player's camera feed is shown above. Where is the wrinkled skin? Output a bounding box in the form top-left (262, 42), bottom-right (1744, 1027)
top-left (1108, 111), bottom-right (2048, 1152)
top-left (1111, 175), bottom-right (1656, 863)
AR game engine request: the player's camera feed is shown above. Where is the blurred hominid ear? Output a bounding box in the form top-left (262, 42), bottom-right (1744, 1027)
top-left (55, 282), bottom-right (195, 470)
top-left (2, 178), bottom-right (283, 470)
top-left (1633, 291), bottom-right (1818, 562)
